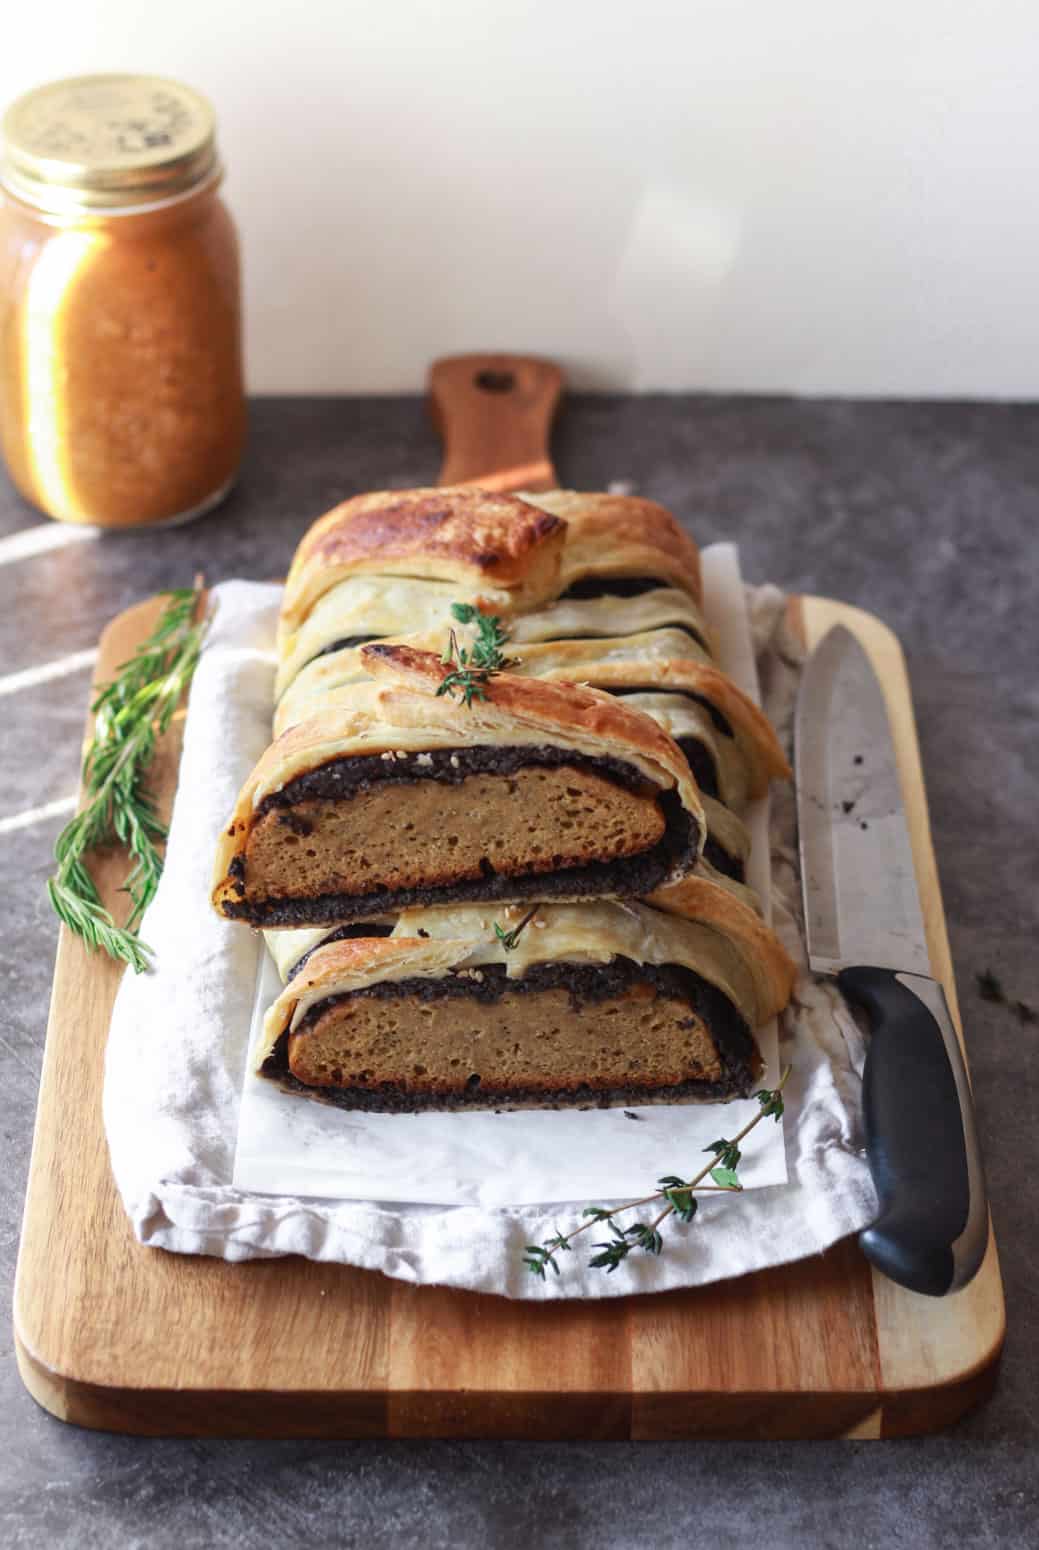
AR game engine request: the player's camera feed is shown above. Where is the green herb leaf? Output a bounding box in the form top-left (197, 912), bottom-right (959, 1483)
top-left (493, 907), bottom-right (539, 952)
top-left (663, 1188), bottom-right (699, 1224)
top-left (435, 668), bottom-right (489, 708)
top-left (589, 1236), bottom-right (632, 1272)
top-left (624, 1222), bottom-right (664, 1256)
top-left (755, 1086), bottom-right (786, 1121)
top-left (514, 1067), bottom-right (792, 1281)
top-left (522, 1243), bottom-right (559, 1278)
top-left (437, 607), bottom-right (511, 706)
top-left (704, 1138), bottom-right (741, 1171)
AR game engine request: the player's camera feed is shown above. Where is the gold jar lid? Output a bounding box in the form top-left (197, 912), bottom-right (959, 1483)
top-left (1, 73), bottom-right (219, 214)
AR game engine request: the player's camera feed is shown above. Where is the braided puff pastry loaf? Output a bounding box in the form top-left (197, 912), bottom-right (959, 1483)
top-left (213, 484), bottom-right (798, 1114)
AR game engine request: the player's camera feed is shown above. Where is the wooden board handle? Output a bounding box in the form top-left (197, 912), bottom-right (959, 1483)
top-left (429, 353), bottom-right (563, 492)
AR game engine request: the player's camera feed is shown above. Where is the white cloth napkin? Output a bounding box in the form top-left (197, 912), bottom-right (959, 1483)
top-left (104, 579), bottom-right (877, 1299)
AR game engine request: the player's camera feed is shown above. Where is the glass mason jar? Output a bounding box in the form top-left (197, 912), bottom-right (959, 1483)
top-left (0, 74), bottom-right (245, 528)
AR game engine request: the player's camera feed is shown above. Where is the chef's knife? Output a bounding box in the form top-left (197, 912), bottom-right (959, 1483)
top-left (795, 625), bottom-right (989, 1296)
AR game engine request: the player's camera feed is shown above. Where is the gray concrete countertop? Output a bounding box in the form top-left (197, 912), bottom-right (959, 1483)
top-left (1, 396), bottom-right (1036, 1548)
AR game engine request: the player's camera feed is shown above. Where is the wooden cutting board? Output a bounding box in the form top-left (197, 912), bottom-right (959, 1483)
top-left (13, 356), bottom-right (1004, 1439)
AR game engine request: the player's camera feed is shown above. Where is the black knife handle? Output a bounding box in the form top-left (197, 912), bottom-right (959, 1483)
top-left (837, 967), bottom-right (988, 1297)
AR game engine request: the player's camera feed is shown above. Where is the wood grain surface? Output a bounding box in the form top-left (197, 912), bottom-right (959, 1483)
top-left (430, 353), bottom-right (562, 491)
top-left (12, 592), bottom-right (1005, 1438)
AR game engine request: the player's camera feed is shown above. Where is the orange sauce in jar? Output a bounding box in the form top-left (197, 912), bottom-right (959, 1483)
top-left (0, 75), bottom-right (245, 527)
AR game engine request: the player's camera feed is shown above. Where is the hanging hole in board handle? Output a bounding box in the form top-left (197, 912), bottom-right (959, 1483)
top-left (474, 369), bottom-right (516, 394)
top-left (429, 353), bottom-right (563, 492)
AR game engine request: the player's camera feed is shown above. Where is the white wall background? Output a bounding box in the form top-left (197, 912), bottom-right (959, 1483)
top-left (5, 2), bottom-right (1039, 397)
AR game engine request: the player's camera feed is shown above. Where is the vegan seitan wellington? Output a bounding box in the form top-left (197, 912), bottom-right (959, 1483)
top-left (212, 484), bottom-right (797, 1112)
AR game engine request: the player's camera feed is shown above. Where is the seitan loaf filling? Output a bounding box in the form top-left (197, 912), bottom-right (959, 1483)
top-left (223, 746), bottom-right (693, 926)
top-left (263, 959), bottom-right (760, 1110)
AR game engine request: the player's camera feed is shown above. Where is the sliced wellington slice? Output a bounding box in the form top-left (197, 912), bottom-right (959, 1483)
top-left (213, 648), bottom-right (705, 929)
top-left (255, 889), bottom-right (795, 1112)
top-left (278, 487), bottom-right (565, 652)
top-left (520, 491), bottom-right (703, 603)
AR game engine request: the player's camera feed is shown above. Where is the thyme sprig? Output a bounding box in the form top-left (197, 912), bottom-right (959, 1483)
top-left (47, 582), bottom-right (209, 973)
top-left (493, 907), bottom-right (539, 952)
top-left (436, 602), bottom-right (512, 707)
top-left (523, 1067), bottom-right (790, 1280)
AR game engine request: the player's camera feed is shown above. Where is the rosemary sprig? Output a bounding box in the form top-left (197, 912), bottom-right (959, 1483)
top-left (46, 583), bottom-right (209, 973)
top-left (493, 906), bottom-right (539, 952)
top-left (436, 602), bottom-right (511, 707)
top-left (522, 1068), bottom-right (791, 1280)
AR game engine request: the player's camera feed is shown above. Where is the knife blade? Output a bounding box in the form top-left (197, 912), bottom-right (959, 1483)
top-left (795, 624), bottom-right (989, 1296)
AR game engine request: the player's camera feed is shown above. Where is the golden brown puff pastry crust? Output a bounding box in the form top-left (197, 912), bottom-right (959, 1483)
top-left (521, 491), bottom-right (702, 603)
top-left (274, 637), bottom-right (787, 824)
top-left (212, 650), bottom-right (706, 919)
top-left (278, 487), bottom-right (565, 648)
top-left (361, 645), bottom-right (705, 832)
top-left (274, 637), bottom-right (407, 735)
top-left (273, 633), bottom-right (787, 809)
top-left (273, 624), bottom-right (701, 738)
top-left (274, 575), bottom-right (497, 703)
top-left (275, 582), bottom-right (712, 709)
top-left (508, 588), bottom-right (712, 652)
top-left (509, 642), bottom-right (791, 797)
top-left (274, 604), bottom-right (716, 735)
top-left (647, 874), bottom-right (797, 1021)
top-left (358, 643), bottom-right (702, 798)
